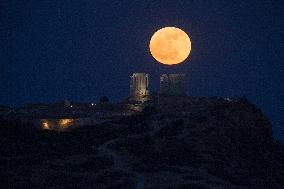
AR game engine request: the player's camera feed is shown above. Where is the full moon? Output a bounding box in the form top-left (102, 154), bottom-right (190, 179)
top-left (149, 27), bottom-right (191, 65)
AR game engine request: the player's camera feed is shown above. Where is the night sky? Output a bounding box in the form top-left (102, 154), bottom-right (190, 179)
top-left (0, 1), bottom-right (283, 141)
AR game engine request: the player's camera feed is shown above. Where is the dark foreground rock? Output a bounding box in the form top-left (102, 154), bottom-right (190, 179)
top-left (0, 97), bottom-right (283, 188)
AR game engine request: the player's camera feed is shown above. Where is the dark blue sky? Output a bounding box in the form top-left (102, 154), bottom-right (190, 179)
top-left (0, 0), bottom-right (283, 140)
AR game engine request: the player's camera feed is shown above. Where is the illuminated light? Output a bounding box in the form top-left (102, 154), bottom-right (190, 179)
top-left (42, 120), bottom-right (49, 130)
top-left (70, 105), bottom-right (73, 108)
top-left (59, 119), bottom-right (74, 129)
top-left (149, 27), bottom-right (191, 65)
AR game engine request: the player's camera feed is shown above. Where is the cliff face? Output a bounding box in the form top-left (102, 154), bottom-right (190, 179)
top-left (103, 97), bottom-right (281, 188)
top-left (0, 97), bottom-right (283, 189)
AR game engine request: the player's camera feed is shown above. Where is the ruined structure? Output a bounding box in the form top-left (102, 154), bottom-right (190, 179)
top-left (130, 73), bottom-right (149, 100)
top-left (160, 74), bottom-right (187, 96)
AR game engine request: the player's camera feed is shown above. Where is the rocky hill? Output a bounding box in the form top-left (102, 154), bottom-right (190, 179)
top-left (0, 97), bottom-right (283, 188)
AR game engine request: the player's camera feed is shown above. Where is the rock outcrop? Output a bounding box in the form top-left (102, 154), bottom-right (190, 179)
top-left (0, 97), bottom-right (283, 188)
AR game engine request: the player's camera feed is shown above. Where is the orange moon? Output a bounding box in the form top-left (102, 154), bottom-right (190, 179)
top-left (149, 27), bottom-right (191, 65)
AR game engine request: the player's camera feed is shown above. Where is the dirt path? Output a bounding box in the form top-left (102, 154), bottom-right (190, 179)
top-left (97, 138), bottom-right (145, 189)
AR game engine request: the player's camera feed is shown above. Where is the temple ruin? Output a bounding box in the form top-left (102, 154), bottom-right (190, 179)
top-left (130, 73), bottom-right (149, 100)
top-left (160, 74), bottom-right (187, 96)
